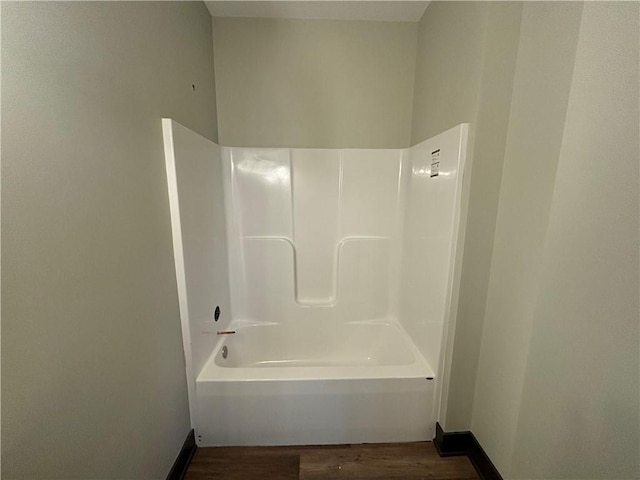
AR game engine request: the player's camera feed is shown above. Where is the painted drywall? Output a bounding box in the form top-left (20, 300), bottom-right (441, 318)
top-left (1, 2), bottom-right (218, 478)
top-left (212, 17), bottom-right (417, 148)
top-left (507, 3), bottom-right (639, 478)
top-left (470, 2), bottom-right (584, 472)
top-left (410, 2), bottom-right (487, 146)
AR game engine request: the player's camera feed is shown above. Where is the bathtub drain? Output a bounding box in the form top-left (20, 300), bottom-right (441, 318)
top-left (222, 345), bottom-right (228, 359)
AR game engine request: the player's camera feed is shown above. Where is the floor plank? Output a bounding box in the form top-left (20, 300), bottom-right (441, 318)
top-left (299, 443), bottom-right (477, 480)
top-left (185, 442), bottom-right (479, 480)
top-left (184, 449), bottom-right (299, 480)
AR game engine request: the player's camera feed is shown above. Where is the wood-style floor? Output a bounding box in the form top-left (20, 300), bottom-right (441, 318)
top-left (184, 442), bottom-right (479, 480)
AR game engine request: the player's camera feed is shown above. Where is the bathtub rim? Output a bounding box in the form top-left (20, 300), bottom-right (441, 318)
top-left (197, 318), bottom-right (435, 383)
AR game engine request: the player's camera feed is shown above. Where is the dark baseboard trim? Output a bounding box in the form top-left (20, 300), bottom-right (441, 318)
top-left (166, 429), bottom-right (197, 480)
top-left (434, 421), bottom-right (474, 456)
top-left (433, 422), bottom-right (503, 480)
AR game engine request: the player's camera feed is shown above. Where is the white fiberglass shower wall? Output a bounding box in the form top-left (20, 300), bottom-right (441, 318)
top-left (163, 120), bottom-right (469, 446)
top-left (226, 147), bottom-right (404, 335)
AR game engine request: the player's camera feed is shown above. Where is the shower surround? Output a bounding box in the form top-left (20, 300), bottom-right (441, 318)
top-left (163, 119), bottom-right (469, 446)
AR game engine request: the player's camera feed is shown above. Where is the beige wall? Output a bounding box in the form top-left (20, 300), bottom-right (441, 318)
top-left (1, 2), bottom-right (218, 478)
top-left (414, 2), bottom-right (639, 478)
top-left (410, 1), bottom-right (487, 145)
top-left (212, 17), bottom-right (417, 148)
top-left (470, 2), bottom-right (584, 471)
top-left (507, 3), bottom-right (639, 478)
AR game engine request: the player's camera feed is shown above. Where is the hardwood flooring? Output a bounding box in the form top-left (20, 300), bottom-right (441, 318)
top-left (184, 442), bottom-right (479, 480)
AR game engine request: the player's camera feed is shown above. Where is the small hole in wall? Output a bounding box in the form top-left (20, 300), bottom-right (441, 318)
top-left (192, 84), bottom-right (196, 91)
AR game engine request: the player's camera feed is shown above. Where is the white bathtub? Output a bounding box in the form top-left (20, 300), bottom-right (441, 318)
top-left (195, 320), bottom-right (437, 446)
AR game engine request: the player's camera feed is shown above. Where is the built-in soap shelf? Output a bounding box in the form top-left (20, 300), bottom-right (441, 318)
top-left (241, 235), bottom-right (391, 318)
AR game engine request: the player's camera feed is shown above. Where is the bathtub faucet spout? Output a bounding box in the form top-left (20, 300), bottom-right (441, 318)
top-left (217, 330), bottom-right (236, 335)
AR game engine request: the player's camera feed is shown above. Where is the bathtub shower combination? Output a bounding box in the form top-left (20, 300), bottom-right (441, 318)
top-left (162, 120), bottom-right (469, 446)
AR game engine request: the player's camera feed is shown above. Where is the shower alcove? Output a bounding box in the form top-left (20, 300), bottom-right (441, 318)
top-left (163, 119), bottom-right (469, 446)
